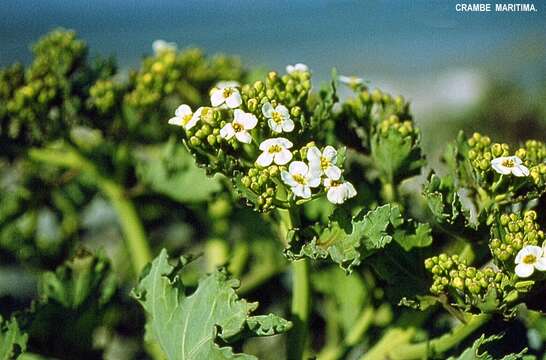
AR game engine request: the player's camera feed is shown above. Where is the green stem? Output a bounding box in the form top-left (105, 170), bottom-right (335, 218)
top-left (386, 314), bottom-right (491, 360)
top-left (29, 146), bottom-right (152, 275)
top-left (288, 259), bottom-right (310, 360)
top-left (277, 208), bottom-right (311, 360)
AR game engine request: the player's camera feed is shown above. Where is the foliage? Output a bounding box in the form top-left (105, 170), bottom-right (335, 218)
top-left (0, 29), bottom-right (545, 360)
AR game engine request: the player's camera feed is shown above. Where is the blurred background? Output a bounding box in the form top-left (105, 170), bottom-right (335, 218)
top-left (1, 0), bottom-right (545, 155)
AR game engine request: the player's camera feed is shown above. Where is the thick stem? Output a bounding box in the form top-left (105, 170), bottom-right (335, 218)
top-left (386, 314), bottom-right (491, 360)
top-left (29, 147), bottom-right (152, 275)
top-left (277, 208), bottom-right (311, 360)
top-left (287, 259), bottom-right (311, 360)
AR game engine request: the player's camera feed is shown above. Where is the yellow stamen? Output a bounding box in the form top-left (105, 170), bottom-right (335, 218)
top-left (271, 111), bottom-right (283, 124)
top-left (293, 174), bottom-right (307, 185)
top-left (523, 254), bottom-right (536, 264)
top-left (320, 156), bottom-right (330, 170)
top-left (182, 114), bottom-right (193, 125)
top-left (502, 159), bottom-right (515, 168)
top-left (268, 145), bottom-right (282, 154)
top-left (223, 88), bottom-right (233, 98)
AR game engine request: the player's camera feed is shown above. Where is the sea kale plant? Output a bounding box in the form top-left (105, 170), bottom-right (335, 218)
top-left (1, 30), bottom-right (546, 360)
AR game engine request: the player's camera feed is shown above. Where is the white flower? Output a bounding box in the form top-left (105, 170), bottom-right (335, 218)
top-left (219, 109), bottom-right (257, 144)
top-left (210, 86), bottom-right (242, 108)
top-left (323, 178), bottom-right (357, 204)
top-left (514, 245), bottom-right (546, 278)
top-left (307, 145), bottom-right (342, 180)
top-left (215, 80), bottom-right (240, 89)
top-left (286, 63), bottom-right (309, 74)
top-left (281, 161), bottom-right (321, 198)
top-left (168, 104), bottom-right (202, 130)
top-left (339, 75), bottom-right (364, 87)
top-left (262, 102), bottom-right (294, 133)
top-left (491, 156), bottom-right (529, 177)
top-left (152, 39), bottom-right (177, 54)
top-left (256, 138), bottom-right (293, 167)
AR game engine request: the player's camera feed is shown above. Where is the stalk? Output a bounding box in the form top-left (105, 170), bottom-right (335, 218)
top-left (29, 147), bottom-right (152, 275)
top-left (278, 208), bottom-right (311, 360)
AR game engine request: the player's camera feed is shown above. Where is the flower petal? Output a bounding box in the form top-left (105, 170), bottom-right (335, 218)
top-left (219, 124), bottom-right (235, 139)
top-left (344, 181), bottom-right (357, 199)
top-left (276, 138), bottom-right (293, 149)
top-left (175, 104), bottom-right (192, 117)
top-left (327, 187), bottom-right (344, 204)
top-left (274, 149), bottom-right (293, 165)
top-left (535, 257), bottom-right (546, 271)
top-left (282, 118), bottom-right (295, 132)
top-left (262, 102), bottom-right (274, 118)
top-left (292, 184), bottom-right (311, 198)
top-left (323, 146), bottom-right (337, 161)
top-left (325, 166), bottom-right (342, 181)
top-left (276, 105), bottom-right (290, 118)
top-left (289, 161), bottom-right (309, 175)
top-left (515, 263), bottom-right (535, 278)
top-left (226, 91), bottom-right (242, 108)
top-left (256, 152), bottom-right (274, 167)
top-left (210, 89), bottom-right (224, 107)
top-left (281, 171), bottom-right (298, 187)
top-left (235, 131), bottom-right (252, 144)
top-left (168, 116), bottom-right (183, 126)
top-left (307, 146), bottom-right (322, 163)
top-left (268, 119), bottom-right (283, 133)
top-left (512, 164), bottom-right (529, 177)
top-left (241, 113), bottom-right (258, 129)
top-left (491, 162), bottom-right (511, 175)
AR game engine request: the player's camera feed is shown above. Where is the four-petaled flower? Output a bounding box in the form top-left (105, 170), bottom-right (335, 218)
top-left (307, 146), bottom-right (342, 180)
top-left (168, 104), bottom-right (202, 130)
top-left (323, 178), bottom-right (357, 204)
top-left (152, 39), bottom-right (177, 54)
top-left (491, 156), bottom-right (529, 177)
top-left (281, 161), bottom-right (321, 198)
top-left (286, 63), bottom-right (309, 74)
top-left (210, 86), bottom-right (242, 109)
top-left (262, 102), bottom-right (295, 133)
top-left (514, 245), bottom-right (546, 278)
top-left (339, 75), bottom-right (364, 87)
top-left (219, 109), bottom-right (258, 144)
top-left (256, 138), bottom-right (293, 167)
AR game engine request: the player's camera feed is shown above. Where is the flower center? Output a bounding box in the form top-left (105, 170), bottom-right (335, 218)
top-left (320, 156), bottom-right (330, 170)
top-left (182, 114), bottom-right (193, 125)
top-left (502, 159), bottom-right (515, 168)
top-left (232, 122), bottom-right (243, 132)
top-left (523, 254), bottom-right (536, 264)
top-left (293, 174), bottom-right (307, 185)
top-left (329, 180), bottom-right (342, 188)
top-left (271, 111), bottom-right (283, 124)
top-left (223, 88), bottom-right (233, 98)
top-left (268, 145), bottom-right (282, 154)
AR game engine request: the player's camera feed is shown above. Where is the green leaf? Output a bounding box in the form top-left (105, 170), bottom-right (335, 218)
top-left (0, 316), bottom-right (28, 360)
top-left (135, 139), bottom-right (222, 203)
top-left (393, 222), bottom-right (433, 251)
top-left (370, 129), bottom-right (423, 183)
top-left (132, 249), bottom-right (291, 360)
top-left (292, 204), bottom-right (403, 271)
top-left (39, 248), bottom-right (117, 309)
top-left (447, 334), bottom-right (528, 360)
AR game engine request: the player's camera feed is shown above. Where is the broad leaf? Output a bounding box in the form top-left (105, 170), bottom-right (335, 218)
top-left (393, 222), bottom-right (433, 251)
top-left (291, 204), bottom-right (403, 271)
top-left (135, 139), bottom-right (222, 203)
top-left (132, 249), bottom-right (291, 360)
top-left (0, 316), bottom-right (27, 360)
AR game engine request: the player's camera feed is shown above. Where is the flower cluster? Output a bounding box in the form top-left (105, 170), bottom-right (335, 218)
top-left (425, 254), bottom-right (510, 303)
top-left (169, 65), bottom-right (356, 211)
top-left (378, 114), bottom-right (415, 137)
top-left (125, 46), bottom-right (243, 110)
top-left (490, 210), bottom-right (544, 262)
top-left (88, 79), bottom-right (120, 114)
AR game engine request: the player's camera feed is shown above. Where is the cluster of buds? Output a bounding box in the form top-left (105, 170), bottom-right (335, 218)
top-left (425, 254), bottom-right (509, 301)
top-left (490, 210), bottom-right (544, 262)
top-left (4, 30), bottom-right (87, 142)
top-left (522, 140), bottom-right (546, 186)
top-left (378, 114), bottom-right (415, 137)
top-left (88, 79), bottom-right (120, 114)
top-left (169, 65), bottom-right (356, 211)
top-left (125, 46), bottom-right (243, 110)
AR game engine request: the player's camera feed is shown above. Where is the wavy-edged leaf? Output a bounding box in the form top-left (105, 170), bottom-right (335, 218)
top-left (0, 316), bottom-right (28, 360)
top-left (132, 249), bottom-right (291, 360)
top-left (394, 222), bottom-right (433, 251)
top-left (289, 204), bottom-right (403, 271)
top-left (447, 334), bottom-right (528, 360)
